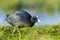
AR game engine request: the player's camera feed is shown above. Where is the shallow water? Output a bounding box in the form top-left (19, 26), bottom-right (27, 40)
top-left (0, 10), bottom-right (60, 26)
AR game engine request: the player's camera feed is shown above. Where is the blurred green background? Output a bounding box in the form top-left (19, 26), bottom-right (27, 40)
top-left (0, 0), bottom-right (59, 14)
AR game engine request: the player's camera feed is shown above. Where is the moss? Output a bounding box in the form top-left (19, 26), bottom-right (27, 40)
top-left (0, 25), bottom-right (60, 40)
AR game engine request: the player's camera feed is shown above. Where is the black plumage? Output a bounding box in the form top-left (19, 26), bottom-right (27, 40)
top-left (6, 10), bottom-right (39, 28)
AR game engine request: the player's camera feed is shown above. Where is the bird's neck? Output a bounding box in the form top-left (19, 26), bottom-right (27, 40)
top-left (30, 22), bottom-right (35, 27)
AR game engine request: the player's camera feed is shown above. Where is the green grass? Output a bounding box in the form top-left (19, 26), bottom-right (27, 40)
top-left (0, 25), bottom-right (60, 40)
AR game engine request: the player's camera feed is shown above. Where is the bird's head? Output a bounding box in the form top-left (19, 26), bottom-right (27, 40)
top-left (31, 15), bottom-right (40, 23)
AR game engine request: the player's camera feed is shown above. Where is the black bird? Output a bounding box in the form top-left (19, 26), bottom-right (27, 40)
top-left (6, 10), bottom-right (40, 28)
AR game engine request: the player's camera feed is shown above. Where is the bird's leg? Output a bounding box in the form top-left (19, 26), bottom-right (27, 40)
top-left (12, 26), bottom-right (21, 39)
top-left (16, 27), bottom-right (21, 40)
top-left (12, 26), bottom-right (17, 34)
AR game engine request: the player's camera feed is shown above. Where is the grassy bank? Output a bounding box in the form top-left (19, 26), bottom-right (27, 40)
top-left (0, 25), bottom-right (60, 40)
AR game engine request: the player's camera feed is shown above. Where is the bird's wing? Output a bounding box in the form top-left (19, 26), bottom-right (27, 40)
top-left (22, 10), bottom-right (32, 19)
top-left (15, 10), bottom-right (32, 19)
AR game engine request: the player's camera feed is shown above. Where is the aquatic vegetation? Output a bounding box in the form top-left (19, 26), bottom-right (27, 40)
top-left (0, 25), bottom-right (60, 40)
